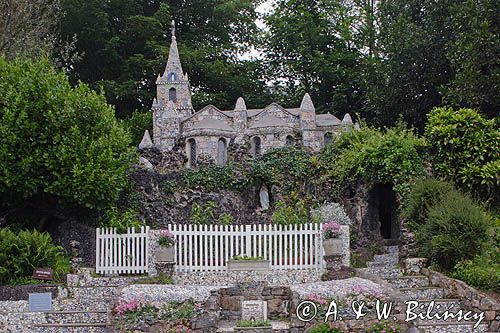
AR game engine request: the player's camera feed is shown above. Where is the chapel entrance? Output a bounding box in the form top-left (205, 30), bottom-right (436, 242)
top-left (367, 183), bottom-right (399, 241)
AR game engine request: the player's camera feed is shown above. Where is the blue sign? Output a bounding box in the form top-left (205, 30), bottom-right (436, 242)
top-left (29, 293), bottom-right (52, 312)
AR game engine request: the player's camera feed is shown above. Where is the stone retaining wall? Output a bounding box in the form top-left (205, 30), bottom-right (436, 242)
top-left (421, 268), bottom-right (500, 332)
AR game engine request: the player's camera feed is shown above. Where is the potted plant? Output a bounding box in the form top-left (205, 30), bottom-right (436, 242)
top-left (323, 221), bottom-right (343, 256)
top-left (156, 230), bottom-right (176, 263)
top-left (227, 255), bottom-right (270, 271)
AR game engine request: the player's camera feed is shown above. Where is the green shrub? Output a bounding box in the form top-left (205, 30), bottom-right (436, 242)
top-left (190, 201), bottom-right (216, 225)
top-left (0, 228), bottom-right (70, 285)
top-left (403, 179), bottom-right (455, 229)
top-left (183, 164), bottom-right (243, 191)
top-left (453, 248), bottom-right (500, 292)
top-left (307, 323), bottom-right (343, 333)
top-left (102, 208), bottom-right (145, 233)
top-left (218, 212), bottom-right (234, 225)
top-left (272, 200), bottom-right (309, 225)
top-left (319, 124), bottom-right (426, 196)
top-left (416, 190), bottom-right (492, 270)
top-left (425, 107), bottom-right (499, 202)
top-left (250, 146), bottom-right (311, 185)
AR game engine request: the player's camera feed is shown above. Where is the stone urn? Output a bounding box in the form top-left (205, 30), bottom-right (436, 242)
top-left (156, 246), bottom-right (175, 263)
top-left (323, 238), bottom-right (343, 256)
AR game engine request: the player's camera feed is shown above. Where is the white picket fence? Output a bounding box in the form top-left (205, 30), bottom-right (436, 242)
top-left (164, 223), bottom-right (324, 272)
top-left (95, 226), bottom-right (150, 275)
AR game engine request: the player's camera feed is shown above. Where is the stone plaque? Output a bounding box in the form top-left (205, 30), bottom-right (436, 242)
top-left (241, 300), bottom-right (267, 320)
top-left (29, 293), bottom-right (52, 312)
top-left (32, 268), bottom-right (53, 281)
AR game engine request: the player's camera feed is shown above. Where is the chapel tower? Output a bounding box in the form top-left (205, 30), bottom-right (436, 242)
top-left (150, 21), bottom-right (193, 151)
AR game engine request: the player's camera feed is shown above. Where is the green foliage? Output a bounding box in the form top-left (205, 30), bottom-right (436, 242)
top-left (425, 107), bottom-right (499, 202)
top-left (0, 57), bottom-right (135, 212)
top-left (218, 213), bottom-right (234, 226)
top-left (416, 190), bottom-right (493, 270)
top-left (183, 164), bottom-right (243, 191)
top-left (272, 200), bottom-right (309, 225)
top-left (403, 179), bottom-right (455, 230)
top-left (161, 300), bottom-right (198, 321)
top-left (307, 323), bottom-right (343, 333)
top-left (367, 321), bottom-right (401, 333)
top-left (0, 228), bottom-right (70, 285)
top-left (103, 208), bottom-right (145, 234)
top-left (123, 111), bottom-right (152, 146)
top-left (236, 319), bottom-right (271, 328)
top-left (264, 0), bottom-right (366, 114)
top-left (250, 146), bottom-right (310, 186)
top-left (445, 0), bottom-right (500, 118)
top-left (319, 125), bottom-right (426, 196)
top-left (161, 179), bottom-right (177, 195)
top-left (453, 248), bottom-right (500, 292)
top-left (190, 201), bottom-right (216, 225)
top-left (59, 0), bottom-right (268, 116)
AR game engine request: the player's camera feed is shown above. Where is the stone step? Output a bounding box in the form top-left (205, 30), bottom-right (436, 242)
top-left (385, 275), bottom-right (430, 289)
top-left (373, 253), bottom-right (399, 264)
top-left (417, 321), bottom-right (488, 333)
top-left (367, 260), bottom-right (398, 268)
top-left (217, 320), bottom-right (289, 332)
top-left (400, 287), bottom-right (445, 300)
top-left (45, 310), bottom-right (108, 324)
top-left (385, 245), bottom-right (399, 255)
top-left (66, 286), bottom-right (119, 299)
top-left (54, 298), bottom-right (112, 312)
top-left (362, 266), bottom-right (404, 278)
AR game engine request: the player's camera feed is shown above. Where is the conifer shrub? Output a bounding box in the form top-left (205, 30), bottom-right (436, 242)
top-left (416, 190), bottom-right (492, 270)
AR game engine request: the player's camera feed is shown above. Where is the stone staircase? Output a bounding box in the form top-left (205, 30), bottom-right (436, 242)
top-left (362, 246), bottom-right (491, 333)
top-left (0, 273), bottom-right (128, 333)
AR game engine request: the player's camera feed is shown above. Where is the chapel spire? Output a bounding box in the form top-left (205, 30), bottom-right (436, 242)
top-left (163, 20), bottom-right (183, 80)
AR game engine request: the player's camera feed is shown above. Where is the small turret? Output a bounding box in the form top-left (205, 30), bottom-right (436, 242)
top-left (138, 130), bottom-right (153, 150)
top-left (300, 93), bottom-right (316, 130)
top-left (342, 113), bottom-right (353, 124)
top-left (233, 97), bottom-right (247, 131)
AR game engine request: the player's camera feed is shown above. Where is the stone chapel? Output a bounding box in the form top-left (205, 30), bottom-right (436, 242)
top-left (138, 22), bottom-right (355, 167)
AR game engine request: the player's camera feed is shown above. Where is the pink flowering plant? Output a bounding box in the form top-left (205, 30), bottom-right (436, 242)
top-left (304, 293), bottom-right (339, 319)
top-left (158, 229), bottom-right (176, 247)
top-left (323, 221), bottom-right (341, 240)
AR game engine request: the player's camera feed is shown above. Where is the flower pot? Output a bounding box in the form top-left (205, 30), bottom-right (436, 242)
top-left (156, 246), bottom-right (175, 263)
top-left (323, 238), bottom-right (343, 256)
top-left (227, 259), bottom-right (270, 271)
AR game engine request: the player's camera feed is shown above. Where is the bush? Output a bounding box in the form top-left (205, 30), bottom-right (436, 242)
top-left (425, 107), bottom-right (499, 203)
top-left (183, 164), bottom-right (242, 191)
top-left (311, 202), bottom-right (351, 225)
top-left (403, 179), bottom-right (455, 229)
top-left (272, 200), bottom-right (309, 225)
top-left (0, 228), bottom-right (70, 285)
top-left (319, 125), bottom-right (426, 196)
top-left (416, 190), bottom-right (493, 270)
top-left (367, 321), bottom-right (401, 333)
top-left (453, 249), bottom-right (500, 292)
top-left (102, 208), bottom-right (145, 233)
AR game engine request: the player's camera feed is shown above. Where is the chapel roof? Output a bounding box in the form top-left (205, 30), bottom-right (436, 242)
top-left (249, 115), bottom-right (291, 129)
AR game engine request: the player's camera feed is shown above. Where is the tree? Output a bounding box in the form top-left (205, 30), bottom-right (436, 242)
top-left (58, 0), bottom-right (269, 117)
top-left (445, 0), bottom-right (500, 118)
top-left (0, 0), bottom-right (59, 58)
top-left (263, 0), bottom-right (366, 115)
top-left (0, 57), bottom-right (135, 226)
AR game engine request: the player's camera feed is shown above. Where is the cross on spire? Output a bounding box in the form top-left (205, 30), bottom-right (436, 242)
top-left (171, 20), bottom-right (176, 38)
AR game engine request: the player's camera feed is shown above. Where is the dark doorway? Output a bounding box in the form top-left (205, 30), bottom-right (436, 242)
top-left (377, 183), bottom-right (398, 239)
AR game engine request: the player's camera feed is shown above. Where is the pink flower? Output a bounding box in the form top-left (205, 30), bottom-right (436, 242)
top-left (115, 298), bottom-right (142, 315)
